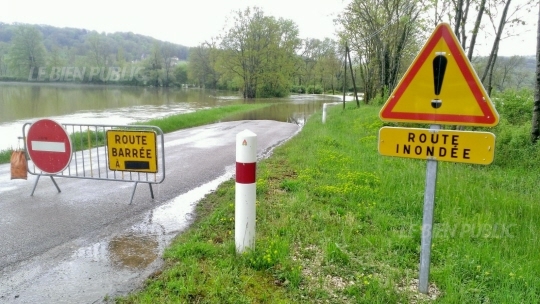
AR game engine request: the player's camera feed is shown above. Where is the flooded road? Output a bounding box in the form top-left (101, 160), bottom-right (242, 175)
top-left (0, 83), bottom-right (347, 302)
top-left (0, 120), bottom-right (300, 303)
top-left (0, 173), bottom-right (232, 303)
top-left (0, 83), bottom-right (340, 151)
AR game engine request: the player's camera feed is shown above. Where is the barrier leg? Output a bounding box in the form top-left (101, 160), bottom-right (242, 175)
top-left (129, 183), bottom-right (154, 204)
top-left (30, 175), bottom-right (61, 196)
top-left (49, 176), bottom-right (61, 193)
top-left (149, 183), bottom-right (154, 199)
top-left (129, 182), bottom-right (139, 205)
top-left (30, 175), bottom-right (41, 196)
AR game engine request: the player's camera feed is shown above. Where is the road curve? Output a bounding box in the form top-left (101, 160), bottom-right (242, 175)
top-left (0, 120), bottom-right (300, 303)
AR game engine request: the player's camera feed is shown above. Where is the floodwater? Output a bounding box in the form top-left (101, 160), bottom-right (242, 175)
top-left (0, 82), bottom-right (345, 303)
top-left (0, 82), bottom-right (342, 151)
top-left (0, 171), bottom-right (235, 303)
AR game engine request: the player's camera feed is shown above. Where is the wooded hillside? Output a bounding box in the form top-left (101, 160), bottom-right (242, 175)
top-left (0, 23), bottom-right (189, 62)
top-left (0, 22), bottom-right (190, 86)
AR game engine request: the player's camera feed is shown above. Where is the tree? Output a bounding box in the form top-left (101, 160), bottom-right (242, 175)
top-left (481, 0), bottom-right (535, 95)
top-left (161, 42), bottom-right (176, 87)
top-left (47, 45), bottom-right (67, 77)
top-left (220, 7), bottom-right (300, 98)
top-left (257, 18), bottom-right (300, 97)
top-left (466, 0), bottom-right (488, 60)
top-left (86, 32), bottom-right (109, 70)
top-left (314, 39), bottom-right (342, 94)
top-left (0, 41), bottom-right (9, 76)
top-left (188, 39), bottom-right (221, 89)
top-left (8, 25), bottom-right (47, 79)
top-left (492, 56), bottom-right (527, 91)
top-left (188, 44), bottom-right (210, 87)
top-left (530, 2), bottom-right (540, 143)
top-left (116, 46), bottom-right (127, 68)
top-left (481, 0), bottom-right (513, 95)
top-left (339, 0), bottom-right (423, 103)
top-left (144, 42), bottom-right (164, 86)
top-left (298, 38), bottom-right (322, 92)
top-left (173, 63), bottom-right (188, 86)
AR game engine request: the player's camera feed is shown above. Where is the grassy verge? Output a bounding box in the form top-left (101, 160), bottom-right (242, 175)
top-left (0, 150), bottom-right (11, 164)
top-left (116, 102), bottom-right (540, 303)
top-left (1, 103), bottom-right (271, 165)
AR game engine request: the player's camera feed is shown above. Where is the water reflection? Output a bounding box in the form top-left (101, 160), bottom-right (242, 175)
top-left (0, 83), bottom-right (246, 124)
top-left (108, 234), bottom-right (159, 269)
top-left (0, 171), bottom-right (235, 302)
top-left (0, 82), bottom-right (340, 150)
top-left (223, 102), bottom-right (323, 125)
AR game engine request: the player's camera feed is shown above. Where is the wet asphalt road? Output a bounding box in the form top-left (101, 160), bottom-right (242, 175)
top-left (0, 120), bottom-right (300, 303)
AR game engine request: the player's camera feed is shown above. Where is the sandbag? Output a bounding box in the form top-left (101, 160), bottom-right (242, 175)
top-left (10, 150), bottom-right (28, 180)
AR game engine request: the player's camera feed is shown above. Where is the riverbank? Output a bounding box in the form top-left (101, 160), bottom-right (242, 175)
top-left (116, 102), bottom-right (540, 303)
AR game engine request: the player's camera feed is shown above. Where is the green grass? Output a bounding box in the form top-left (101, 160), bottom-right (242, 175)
top-left (0, 149), bottom-right (12, 163)
top-left (1, 103), bottom-right (271, 165)
top-left (138, 103), bottom-right (270, 134)
top-left (116, 102), bottom-right (540, 303)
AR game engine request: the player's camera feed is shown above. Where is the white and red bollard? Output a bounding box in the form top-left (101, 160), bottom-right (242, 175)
top-left (235, 129), bottom-right (257, 253)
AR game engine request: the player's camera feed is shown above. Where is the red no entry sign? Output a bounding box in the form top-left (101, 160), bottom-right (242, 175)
top-left (26, 119), bottom-right (72, 174)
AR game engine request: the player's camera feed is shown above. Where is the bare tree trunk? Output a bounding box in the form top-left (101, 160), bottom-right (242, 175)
top-left (459, 0), bottom-right (471, 48)
top-left (453, 0), bottom-right (464, 37)
top-left (343, 44), bottom-right (347, 109)
top-left (531, 3), bottom-right (540, 143)
top-left (486, 49), bottom-right (498, 96)
top-left (467, 0), bottom-right (487, 60)
top-left (481, 0), bottom-right (512, 86)
top-left (346, 44), bottom-right (360, 107)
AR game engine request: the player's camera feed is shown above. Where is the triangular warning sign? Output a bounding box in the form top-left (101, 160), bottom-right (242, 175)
top-left (380, 23), bottom-right (499, 127)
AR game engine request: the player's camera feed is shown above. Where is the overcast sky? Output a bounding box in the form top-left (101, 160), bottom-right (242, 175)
top-left (1, 0), bottom-right (537, 57)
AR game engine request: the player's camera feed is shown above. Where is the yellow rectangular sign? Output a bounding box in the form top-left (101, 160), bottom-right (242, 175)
top-left (378, 127), bottom-right (495, 165)
top-left (106, 130), bottom-right (158, 173)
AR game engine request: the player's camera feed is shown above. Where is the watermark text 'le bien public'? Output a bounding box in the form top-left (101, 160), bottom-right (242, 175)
top-left (28, 66), bottom-right (146, 82)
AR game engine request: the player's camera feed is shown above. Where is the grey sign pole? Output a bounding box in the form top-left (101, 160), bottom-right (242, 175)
top-left (419, 124), bottom-right (440, 294)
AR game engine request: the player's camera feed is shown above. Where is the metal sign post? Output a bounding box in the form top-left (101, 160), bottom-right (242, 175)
top-left (419, 125), bottom-right (439, 293)
top-left (378, 23), bottom-right (500, 294)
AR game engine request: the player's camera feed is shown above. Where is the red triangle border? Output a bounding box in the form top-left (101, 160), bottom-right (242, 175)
top-left (380, 24), bottom-right (497, 125)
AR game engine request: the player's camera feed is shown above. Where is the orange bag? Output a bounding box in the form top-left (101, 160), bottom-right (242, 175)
top-left (10, 150), bottom-right (28, 180)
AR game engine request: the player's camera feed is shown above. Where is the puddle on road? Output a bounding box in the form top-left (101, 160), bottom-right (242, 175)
top-left (2, 170), bottom-right (234, 303)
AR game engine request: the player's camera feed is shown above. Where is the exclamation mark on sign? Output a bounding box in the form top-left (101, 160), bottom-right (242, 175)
top-left (431, 52), bottom-right (447, 109)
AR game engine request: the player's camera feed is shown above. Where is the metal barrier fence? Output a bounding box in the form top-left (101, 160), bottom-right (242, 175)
top-left (22, 122), bottom-right (166, 204)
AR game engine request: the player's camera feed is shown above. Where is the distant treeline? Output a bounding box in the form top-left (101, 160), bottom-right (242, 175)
top-left (0, 20), bottom-right (535, 97)
top-left (0, 23), bottom-right (189, 87)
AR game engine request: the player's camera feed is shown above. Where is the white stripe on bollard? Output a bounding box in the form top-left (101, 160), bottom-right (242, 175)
top-left (235, 129), bottom-right (257, 253)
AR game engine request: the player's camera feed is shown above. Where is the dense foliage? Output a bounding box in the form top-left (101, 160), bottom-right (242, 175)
top-left (0, 22), bottom-right (189, 86)
top-left (187, 7), bottom-right (347, 98)
top-left (489, 88), bottom-right (540, 167)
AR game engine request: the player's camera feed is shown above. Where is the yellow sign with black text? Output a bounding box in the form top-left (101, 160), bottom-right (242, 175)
top-left (106, 130), bottom-right (158, 173)
top-left (378, 127), bottom-right (495, 165)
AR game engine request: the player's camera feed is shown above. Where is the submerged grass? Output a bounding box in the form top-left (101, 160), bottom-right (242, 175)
top-left (138, 103), bottom-right (270, 134)
top-left (117, 103), bottom-right (540, 303)
top-left (1, 103), bottom-right (270, 165)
